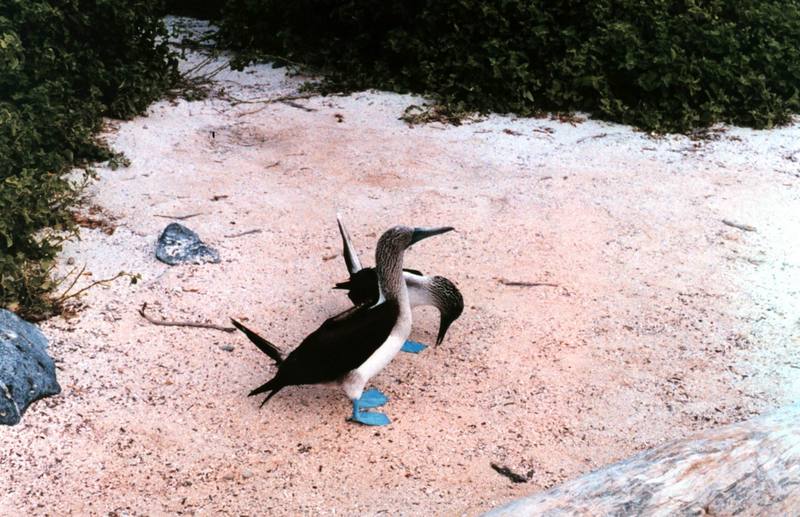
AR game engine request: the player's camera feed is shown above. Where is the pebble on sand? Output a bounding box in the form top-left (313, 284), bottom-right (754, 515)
top-left (155, 223), bottom-right (220, 265)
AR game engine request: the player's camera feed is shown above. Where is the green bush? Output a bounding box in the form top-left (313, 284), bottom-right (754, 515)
top-left (164, 1), bottom-right (224, 19)
top-left (219, 0), bottom-right (800, 132)
top-left (0, 0), bottom-right (177, 317)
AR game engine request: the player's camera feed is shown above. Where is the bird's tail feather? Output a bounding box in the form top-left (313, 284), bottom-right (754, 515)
top-left (333, 280), bottom-right (353, 290)
top-left (230, 318), bottom-right (284, 365)
top-left (249, 378), bottom-right (280, 397)
top-left (248, 380), bottom-right (284, 407)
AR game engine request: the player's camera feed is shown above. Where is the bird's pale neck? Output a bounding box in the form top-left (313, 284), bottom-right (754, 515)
top-left (403, 272), bottom-right (432, 308)
top-left (375, 244), bottom-right (407, 304)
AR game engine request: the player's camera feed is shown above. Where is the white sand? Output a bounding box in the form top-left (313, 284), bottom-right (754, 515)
top-left (1, 17), bottom-right (798, 516)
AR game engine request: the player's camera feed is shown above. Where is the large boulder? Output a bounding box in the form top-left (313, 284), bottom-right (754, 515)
top-left (0, 309), bottom-right (61, 425)
top-left (155, 222), bottom-right (220, 265)
top-left (485, 404), bottom-right (800, 516)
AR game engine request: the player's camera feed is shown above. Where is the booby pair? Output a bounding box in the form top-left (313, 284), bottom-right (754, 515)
top-left (232, 225), bottom-right (454, 426)
top-left (333, 215), bottom-right (463, 352)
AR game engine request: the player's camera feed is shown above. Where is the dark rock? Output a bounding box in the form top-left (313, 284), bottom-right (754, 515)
top-left (156, 223), bottom-right (220, 265)
top-left (0, 309), bottom-right (61, 426)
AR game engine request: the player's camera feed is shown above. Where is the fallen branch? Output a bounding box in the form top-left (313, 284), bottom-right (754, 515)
top-left (193, 61), bottom-right (230, 82)
top-left (154, 212), bottom-right (204, 221)
top-left (224, 229), bottom-right (262, 238)
top-left (576, 132), bottom-right (608, 144)
top-left (491, 463), bottom-right (531, 483)
top-left (722, 219), bottom-right (757, 232)
top-left (182, 55), bottom-right (215, 77)
top-left (498, 279), bottom-right (559, 288)
top-left (235, 105), bottom-right (271, 117)
top-left (138, 302), bottom-right (235, 332)
top-left (229, 92), bottom-right (317, 107)
top-left (56, 270), bottom-right (138, 304)
top-left (281, 100), bottom-right (316, 112)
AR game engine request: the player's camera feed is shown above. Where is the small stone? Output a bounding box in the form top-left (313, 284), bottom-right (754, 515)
top-left (222, 472), bottom-right (235, 481)
top-left (220, 344), bottom-right (234, 352)
top-left (242, 469), bottom-right (254, 479)
top-left (155, 223), bottom-right (220, 266)
top-left (66, 257), bottom-right (76, 265)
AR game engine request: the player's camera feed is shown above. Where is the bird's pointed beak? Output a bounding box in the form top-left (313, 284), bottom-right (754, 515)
top-left (410, 226), bottom-right (454, 245)
top-left (436, 304), bottom-right (462, 346)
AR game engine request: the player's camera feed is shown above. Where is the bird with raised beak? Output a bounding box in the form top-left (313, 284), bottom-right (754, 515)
top-left (333, 214), bottom-right (463, 353)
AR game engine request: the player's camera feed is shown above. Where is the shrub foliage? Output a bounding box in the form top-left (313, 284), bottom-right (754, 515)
top-left (0, 0), bottom-right (177, 316)
top-left (219, 0), bottom-right (800, 132)
top-left (164, 0), bottom-right (224, 20)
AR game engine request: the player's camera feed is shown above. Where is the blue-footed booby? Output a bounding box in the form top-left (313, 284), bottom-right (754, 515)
top-left (232, 224), bottom-right (454, 426)
top-left (333, 214), bottom-right (464, 353)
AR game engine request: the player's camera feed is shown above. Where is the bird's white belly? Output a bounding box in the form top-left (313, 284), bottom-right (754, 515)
top-left (340, 312), bottom-right (411, 400)
top-left (356, 332), bottom-right (406, 382)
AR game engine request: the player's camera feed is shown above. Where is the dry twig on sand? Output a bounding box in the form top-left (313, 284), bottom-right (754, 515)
top-left (138, 302), bottom-right (235, 332)
top-left (154, 212), bottom-right (204, 221)
top-left (282, 100), bottom-right (316, 112)
top-left (722, 219), bottom-right (757, 232)
top-left (490, 463), bottom-right (531, 483)
top-left (498, 278), bottom-right (560, 288)
top-left (230, 93), bottom-right (319, 116)
top-left (224, 229), bottom-right (262, 238)
top-left (576, 132), bottom-right (609, 144)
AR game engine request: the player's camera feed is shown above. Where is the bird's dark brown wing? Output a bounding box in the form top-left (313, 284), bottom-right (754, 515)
top-left (273, 300), bottom-right (400, 387)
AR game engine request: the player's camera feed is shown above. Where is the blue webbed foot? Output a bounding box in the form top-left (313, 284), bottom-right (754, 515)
top-left (401, 340), bottom-right (427, 354)
top-left (348, 399), bottom-right (391, 426)
top-left (359, 387), bottom-right (388, 409)
top-left (350, 411), bottom-right (391, 426)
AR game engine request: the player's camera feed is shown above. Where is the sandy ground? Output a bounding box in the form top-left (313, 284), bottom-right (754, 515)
top-left (2, 18), bottom-right (799, 516)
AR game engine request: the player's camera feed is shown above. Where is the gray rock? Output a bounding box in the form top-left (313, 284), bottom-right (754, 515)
top-left (155, 223), bottom-right (220, 265)
top-left (0, 309), bottom-right (61, 426)
top-left (483, 404), bottom-right (800, 516)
